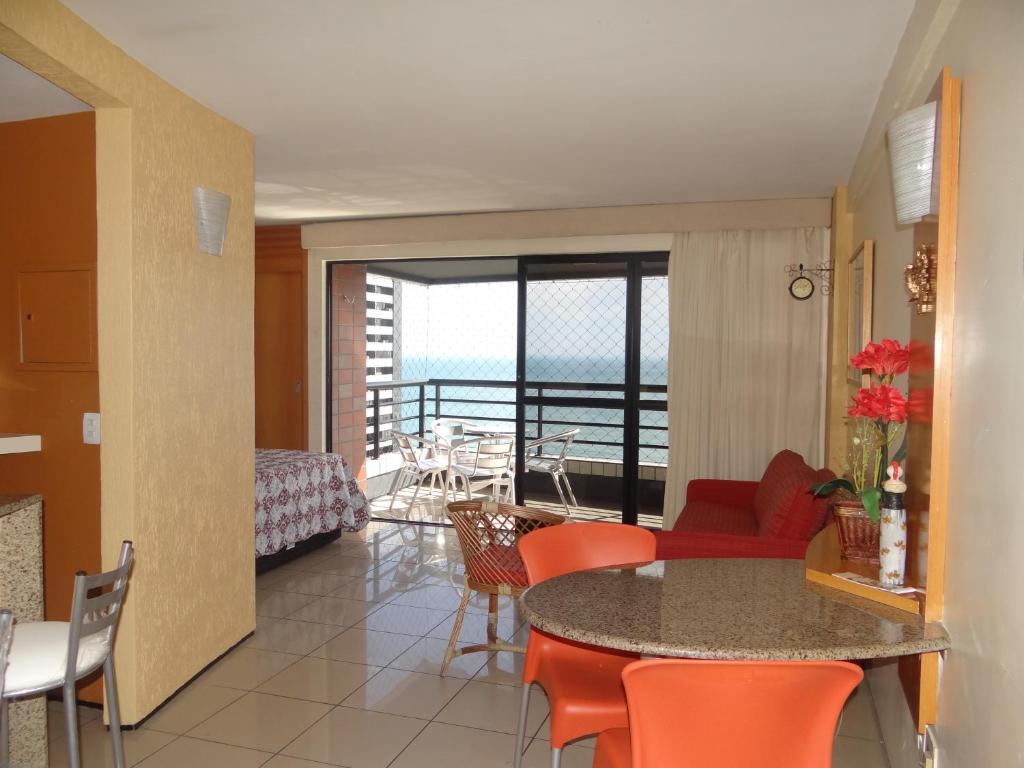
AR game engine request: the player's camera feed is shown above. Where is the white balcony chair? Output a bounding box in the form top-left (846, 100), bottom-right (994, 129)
top-left (524, 429), bottom-right (580, 516)
top-left (447, 434), bottom-right (516, 503)
top-left (389, 431), bottom-right (450, 513)
top-left (432, 418), bottom-right (478, 455)
top-left (1, 541), bottom-right (134, 768)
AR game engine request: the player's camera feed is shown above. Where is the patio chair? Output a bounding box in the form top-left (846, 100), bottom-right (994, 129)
top-left (389, 432), bottom-right (449, 513)
top-left (524, 428), bottom-right (580, 515)
top-left (447, 434), bottom-right (516, 503)
top-left (432, 418), bottom-right (477, 455)
top-left (441, 500), bottom-right (565, 676)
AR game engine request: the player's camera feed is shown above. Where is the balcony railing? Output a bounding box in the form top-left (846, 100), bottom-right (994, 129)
top-left (365, 377), bottom-right (668, 465)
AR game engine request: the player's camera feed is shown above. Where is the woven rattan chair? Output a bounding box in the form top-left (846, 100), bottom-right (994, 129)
top-left (441, 500), bottom-right (565, 676)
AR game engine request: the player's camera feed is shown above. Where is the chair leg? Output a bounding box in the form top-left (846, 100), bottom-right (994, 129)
top-left (407, 473), bottom-right (425, 514)
top-left (561, 470), bottom-right (579, 508)
top-left (0, 695), bottom-right (9, 766)
top-left (551, 747), bottom-right (562, 768)
top-left (487, 593), bottom-right (499, 644)
top-left (64, 680), bottom-right (82, 768)
top-left (104, 655), bottom-right (126, 768)
top-left (512, 682), bottom-right (531, 768)
top-left (387, 469), bottom-right (406, 512)
top-left (441, 586), bottom-right (473, 676)
top-left (550, 472), bottom-right (569, 514)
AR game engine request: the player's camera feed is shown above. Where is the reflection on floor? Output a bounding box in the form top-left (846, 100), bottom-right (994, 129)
top-left (370, 484), bottom-right (664, 529)
top-left (47, 520), bottom-right (890, 767)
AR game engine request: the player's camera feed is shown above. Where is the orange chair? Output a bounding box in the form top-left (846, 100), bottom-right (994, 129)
top-left (514, 522), bottom-right (656, 768)
top-left (594, 658), bottom-right (863, 768)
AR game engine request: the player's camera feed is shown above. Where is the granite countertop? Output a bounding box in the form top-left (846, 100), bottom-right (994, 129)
top-left (0, 494), bottom-right (42, 520)
top-left (520, 558), bottom-right (950, 661)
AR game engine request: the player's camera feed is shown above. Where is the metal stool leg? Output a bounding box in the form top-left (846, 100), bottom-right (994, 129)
top-left (0, 696), bottom-right (10, 766)
top-left (63, 680), bottom-right (82, 768)
top-left (551, 746), bottom-right (562, 768)
top-left (104, 656), bottom-right (126, 768)
top-left (512, 682), bottom-right (531, 768)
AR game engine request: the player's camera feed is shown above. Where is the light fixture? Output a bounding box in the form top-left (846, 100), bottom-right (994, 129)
top-left (887, 101), bottom-right (938, 225)
top-left (192, 186), bottom-right (231, 256)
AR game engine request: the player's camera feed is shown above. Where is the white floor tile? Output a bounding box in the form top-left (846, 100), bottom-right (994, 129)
top-left (281, 706), bottom-right (427, 768)
top-left (340, 667), bottom-right (467, 720)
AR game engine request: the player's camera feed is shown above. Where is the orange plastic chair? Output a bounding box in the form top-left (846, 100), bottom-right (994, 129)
top-left (594, 658), bottom-right (864, 768)
top-left (514, 522), bottom-right (656, 768)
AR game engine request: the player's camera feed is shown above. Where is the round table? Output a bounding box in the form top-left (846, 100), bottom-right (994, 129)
top-left (520, 558), bottom-right (950, 661)
top-left (463, 422), bottom-right (516, 436)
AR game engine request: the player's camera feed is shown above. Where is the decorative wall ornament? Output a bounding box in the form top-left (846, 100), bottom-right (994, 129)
top-left (784, 261), bottom-right (833, 300)
top-left (904, 244), bottom-right (937, 314)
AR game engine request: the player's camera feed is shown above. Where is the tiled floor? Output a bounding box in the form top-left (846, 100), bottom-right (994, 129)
top-left (48, 519), bottom-right (889, 767)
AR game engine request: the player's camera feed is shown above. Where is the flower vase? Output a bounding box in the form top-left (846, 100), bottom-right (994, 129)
top-left (879, 508), bottom-right (908, 587)
top-left (833, 500), bottom-right (880, 563)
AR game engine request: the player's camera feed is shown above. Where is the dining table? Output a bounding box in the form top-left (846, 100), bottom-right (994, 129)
top-left (519, 557), bottom-right (950, 660)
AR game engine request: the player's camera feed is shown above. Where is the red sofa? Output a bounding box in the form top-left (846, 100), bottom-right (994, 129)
top-left (654, 450), bottom-right (835, 560)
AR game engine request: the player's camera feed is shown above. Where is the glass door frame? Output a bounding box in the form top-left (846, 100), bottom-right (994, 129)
top-left (514, 251), bottom-right (669, 525)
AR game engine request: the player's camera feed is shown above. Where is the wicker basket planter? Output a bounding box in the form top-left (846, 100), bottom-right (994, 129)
top-left (833, 499), bottom-right (880, 564)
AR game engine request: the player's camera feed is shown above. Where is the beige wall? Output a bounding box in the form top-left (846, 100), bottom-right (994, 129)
top-left (0, 1), bottom-right (255, 723)
top-left (843, 0), bottom-right (1024, 764)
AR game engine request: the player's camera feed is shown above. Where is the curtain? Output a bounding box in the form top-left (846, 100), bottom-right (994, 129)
top-left (661, 228), bottom-right (828, 529)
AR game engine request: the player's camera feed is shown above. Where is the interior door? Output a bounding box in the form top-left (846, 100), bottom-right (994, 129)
top-left (255, 270), bottom-right (305, 448)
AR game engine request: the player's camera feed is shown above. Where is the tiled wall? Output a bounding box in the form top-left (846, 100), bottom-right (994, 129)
top-left (331, 264), bottom-right (368, 484)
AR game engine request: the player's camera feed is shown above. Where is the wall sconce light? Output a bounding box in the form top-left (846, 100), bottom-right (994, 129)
top-left (784, 261), bottom-right (833, 300)
top-left (904, 243), bottom-right (937, 314)
top-left (192, 186), bottom-right (231, 256)
top-left (887, 101), bottom-right (938, 225)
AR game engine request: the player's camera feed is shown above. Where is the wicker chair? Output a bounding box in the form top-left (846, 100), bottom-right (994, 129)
top-left (441, 500), bottom-right (565, 676)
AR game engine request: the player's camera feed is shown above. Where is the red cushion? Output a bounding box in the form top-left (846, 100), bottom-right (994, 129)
top-left (466, 544), bottom-right (528, 587)
top-left (654, 531), bottom-right (810, 560)
top-left (672, 501), bottom-right (758, 536)
top-left (751, 451), bottom-right (825, 539)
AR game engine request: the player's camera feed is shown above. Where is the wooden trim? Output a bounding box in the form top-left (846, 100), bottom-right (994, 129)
top-left (846, 240), bottom-right (874, 386)
top-left (824, 187), bottom-right (853, 472)
top-left (922, 68), bottom-right (960, 625)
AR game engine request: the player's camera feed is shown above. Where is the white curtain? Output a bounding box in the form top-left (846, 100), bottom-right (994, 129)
top-left (661, 228), bottom-right (828, 529)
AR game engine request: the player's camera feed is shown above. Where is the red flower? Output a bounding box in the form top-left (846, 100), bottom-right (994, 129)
top-left (848, 385), bottom-right (909, 424)
top-left (850, 339), bottom-right (910, 377)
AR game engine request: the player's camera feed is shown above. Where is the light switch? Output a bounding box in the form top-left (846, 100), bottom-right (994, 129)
top-left (83, 412), bottom-right (101, 445)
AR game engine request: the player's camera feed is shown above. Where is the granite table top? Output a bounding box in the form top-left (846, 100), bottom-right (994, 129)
top-left (519, 558), bottom-right (950, 661)
top-left (0, 494), bottom-right (42, 520)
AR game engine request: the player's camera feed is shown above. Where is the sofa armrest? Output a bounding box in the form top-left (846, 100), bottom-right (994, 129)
top-left (654, 531), bottom-right (809, 561)
top-left (685, 479), bottom-right (759, 509)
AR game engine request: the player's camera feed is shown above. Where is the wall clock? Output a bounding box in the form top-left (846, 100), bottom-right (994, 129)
top-left (789, 275), bottom-right (815, 301)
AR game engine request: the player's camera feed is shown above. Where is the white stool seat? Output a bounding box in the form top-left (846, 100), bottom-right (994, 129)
top-left (4, 622), bottom-right (110, 697)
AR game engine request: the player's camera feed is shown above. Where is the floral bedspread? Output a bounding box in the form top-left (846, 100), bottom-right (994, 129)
top-left (255, 449), bottom-right (369, 557)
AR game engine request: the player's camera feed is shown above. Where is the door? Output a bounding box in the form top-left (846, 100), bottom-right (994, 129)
top-left (255, 270), bottom-right (305, 448)
top-left (515, 254), bottom-right (668, 525)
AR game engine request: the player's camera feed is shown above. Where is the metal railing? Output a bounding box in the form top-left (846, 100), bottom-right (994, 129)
top-left (365, 377), bottom-right (668, 463)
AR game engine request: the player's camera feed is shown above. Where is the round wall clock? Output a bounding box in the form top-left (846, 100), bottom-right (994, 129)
top-left (789, 275), bottom-right (815, 301)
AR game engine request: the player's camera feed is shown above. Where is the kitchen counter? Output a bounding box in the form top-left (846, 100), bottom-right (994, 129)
top-left (0, 493), bottom-right (47, 767)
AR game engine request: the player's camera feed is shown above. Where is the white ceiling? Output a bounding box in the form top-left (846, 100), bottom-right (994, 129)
top-left (0, 54), bottom-right (90, 123)
top-left (62, 0), bottom-right (913, 223)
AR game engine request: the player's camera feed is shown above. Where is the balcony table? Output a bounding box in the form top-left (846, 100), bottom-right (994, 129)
top-left (519, 558), bottom-right (949, 661)
top-left (462, 421), bottom-right (517, 436)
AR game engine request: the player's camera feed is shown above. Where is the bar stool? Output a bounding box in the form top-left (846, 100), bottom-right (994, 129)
top-left (1, 541), bottom-right (134, 768)
top-left (594, 658), bottom-right (863, 768)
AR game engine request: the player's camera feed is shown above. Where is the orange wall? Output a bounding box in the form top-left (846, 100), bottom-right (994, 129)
top-left (0, 112), bottom-right (101, 672)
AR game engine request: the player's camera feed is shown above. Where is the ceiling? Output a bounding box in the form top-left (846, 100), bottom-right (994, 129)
top-left (62, 1), bottom-right (913, 223)
top-left (0, 54), bottom-right (90, 123)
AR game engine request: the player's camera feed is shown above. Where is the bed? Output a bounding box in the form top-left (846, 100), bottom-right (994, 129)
top-left (255, 448), bottom-right (370, 559)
